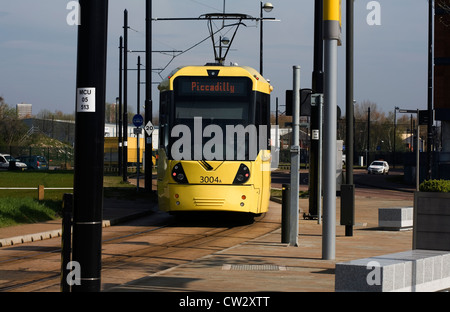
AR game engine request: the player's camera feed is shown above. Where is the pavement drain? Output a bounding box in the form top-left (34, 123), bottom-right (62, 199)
top-left (222, 264), bottom-right (287, 271)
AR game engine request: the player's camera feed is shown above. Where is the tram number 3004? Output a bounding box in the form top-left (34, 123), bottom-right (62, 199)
top-left (200, 176), bottom-right (222, 184)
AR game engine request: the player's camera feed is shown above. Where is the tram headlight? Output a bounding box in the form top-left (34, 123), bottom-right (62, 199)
top-left (233, 164), bottom-right (250, 184)
top-left (171, 163), bottom-right (189, 184)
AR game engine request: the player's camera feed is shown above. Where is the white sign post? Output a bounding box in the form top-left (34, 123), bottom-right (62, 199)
top-left (76, 88), bottom-right (96, 113)
top-left (144, 120), bottom-right (154, 136)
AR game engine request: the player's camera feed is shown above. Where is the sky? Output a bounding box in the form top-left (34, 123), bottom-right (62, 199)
top-left (0, 0), bottom-right (430, 118)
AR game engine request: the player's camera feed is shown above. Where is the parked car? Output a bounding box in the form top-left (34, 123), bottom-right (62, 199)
top-left (0, 153), bottom-right (28, 170)
top-left (16, 155), bottom-right (49, 170)
top-left (367, 160), bottom-right (389, 175)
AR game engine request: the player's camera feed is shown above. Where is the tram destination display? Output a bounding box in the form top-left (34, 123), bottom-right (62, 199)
top-left (175, 77), bottom-right (250, 97)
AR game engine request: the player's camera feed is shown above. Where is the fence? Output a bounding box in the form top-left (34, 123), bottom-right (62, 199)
top-left (279, 146), bottom-right (415, 168)
top-left (104, 147), bottom-right (156, 173)
top-left (0, 145), bottom-right (155, 172)
top-left (0, 145), bottom-right (74, 169)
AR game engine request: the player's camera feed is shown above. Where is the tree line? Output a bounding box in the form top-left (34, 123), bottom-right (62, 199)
top-left (0, 98), bottom-right (145, 146)
top-left (339, 100), bottom-right (415, 154)
top-left (271, 100), bottom-right (433, 154)
top-left (0, 97), bottom-right (29, 146)
top-left (1, 95), bottom-right (435, 154)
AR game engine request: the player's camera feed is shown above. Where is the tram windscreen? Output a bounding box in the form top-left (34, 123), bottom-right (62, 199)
top-left (171, 76), bottom-right (258, 161)
top-left (175, 101), bottom-right (248, 120)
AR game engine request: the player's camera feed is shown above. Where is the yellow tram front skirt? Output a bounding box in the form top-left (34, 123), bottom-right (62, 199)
top-left (161, 183), bottom-right (268, 214)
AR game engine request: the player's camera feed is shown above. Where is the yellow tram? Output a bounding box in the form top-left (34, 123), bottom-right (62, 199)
top-left (157, 65), bottom-right (273, 215)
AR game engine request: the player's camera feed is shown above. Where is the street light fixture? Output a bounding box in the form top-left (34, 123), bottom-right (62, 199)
top-left (221, 36), bottom-right (230, 46)
top-left (260, 2), bottom-right (274, 75)
top-left (217, 36), bottom-right (230, 64)
top-left (262, 2), bottom-right (274, 12)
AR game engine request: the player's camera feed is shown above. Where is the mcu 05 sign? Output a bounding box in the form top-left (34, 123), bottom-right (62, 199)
top-left (77, 88), bottom-right (96, 112)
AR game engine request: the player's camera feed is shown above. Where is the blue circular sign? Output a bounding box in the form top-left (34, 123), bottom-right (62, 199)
top-left (133, 114), bottom-right (143, 127)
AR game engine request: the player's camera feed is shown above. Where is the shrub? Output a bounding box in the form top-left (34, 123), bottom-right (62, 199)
top-left (419, 179), bottom-right (450, 192)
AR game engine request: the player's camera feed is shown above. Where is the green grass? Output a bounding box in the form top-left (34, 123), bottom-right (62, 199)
top-left (0, 197), bottom-right (62, 227)
top-left (0, 170), bottom-right (73, 187)
top-left (0, 170), bottom-right (73, 201)
top-left (0, 171), bottom-right (73, 227)
top-left (0, 171), bottom-right (156, 228)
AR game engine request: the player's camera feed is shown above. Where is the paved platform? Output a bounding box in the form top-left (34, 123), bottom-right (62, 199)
top-left (0, 177), bottom-right (420, 293)
top-left (107, 195), bottom-right (415, 292)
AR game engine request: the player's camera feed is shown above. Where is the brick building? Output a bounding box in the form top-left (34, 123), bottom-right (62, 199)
top-left (435, 0), bottom-right (450, 150)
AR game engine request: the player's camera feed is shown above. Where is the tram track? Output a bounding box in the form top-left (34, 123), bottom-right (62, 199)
top-left (0, 208), bottom-right (278, 292)
top-left (1, 170), bottom-right (413, 292)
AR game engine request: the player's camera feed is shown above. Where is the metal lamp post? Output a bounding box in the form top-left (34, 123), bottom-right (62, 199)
top-left (394, 106), bottom-right (399, 168)
top-left (398, 109), bottom-right (421, 191)
top-left (260, 2), bottom-right (273, 75)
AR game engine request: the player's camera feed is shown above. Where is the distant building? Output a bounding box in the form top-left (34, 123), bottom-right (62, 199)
top-left (16, 103), bottom-right (32, 119)
top-left (435, 1), bottom-right (450, 150)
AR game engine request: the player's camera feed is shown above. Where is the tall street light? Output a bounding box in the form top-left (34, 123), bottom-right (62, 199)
top-left (309, 0), bottom-right (323, 221)
top-left (427, 0), bottom-right (433, 180)
top-left (342, 0), bottom-right (355, 237)
top-left (398, 109), bottom-right (421, 190)
top-left (145, 0), bottom-right (153, 193)
top-left (72, 0), bottom-right (108, 292)
top-left (394, 106), bottom-right (399, 168)
top-left (260, 2), bottom-right (274, 76)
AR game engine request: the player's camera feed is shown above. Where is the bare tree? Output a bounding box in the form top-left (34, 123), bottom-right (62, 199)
top-left (350, 101), bottom-right (402, 153)
top-left (0, 97), bottom-right (28, 145)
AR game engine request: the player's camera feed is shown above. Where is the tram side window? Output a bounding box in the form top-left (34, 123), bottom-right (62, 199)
top-left (159, 92), bottom-right (170, 152)
top-left (255, 92), bottom-right (270, 150)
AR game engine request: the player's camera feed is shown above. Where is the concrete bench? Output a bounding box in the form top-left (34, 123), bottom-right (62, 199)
top-left (378, 207), bottom-right (413, 231)
top-left (335, 249), bottom-right (450, 292)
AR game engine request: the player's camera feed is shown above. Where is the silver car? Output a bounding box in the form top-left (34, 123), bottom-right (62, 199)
top-left (367, 160), bottom-right (389, 175)
top-left (0, 154), bottom-right (28, 170)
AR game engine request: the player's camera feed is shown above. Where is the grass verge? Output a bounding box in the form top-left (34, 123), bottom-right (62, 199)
top-left (0, 197), bottom-right (61, 228)
top-left (0, 171), bottom-right (156, 228)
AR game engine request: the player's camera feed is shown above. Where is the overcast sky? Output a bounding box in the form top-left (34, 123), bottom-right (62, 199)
top-left (0, 0), bottom-right (429, 118)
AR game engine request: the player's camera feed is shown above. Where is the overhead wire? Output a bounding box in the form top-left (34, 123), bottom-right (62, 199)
top-left (127, 0), bottom-right (248, 80)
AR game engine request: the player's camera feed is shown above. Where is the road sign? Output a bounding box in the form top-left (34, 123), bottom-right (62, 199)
top-left (285, 89), bottom-right (312, 116)
top-left (419, 110), bottom-right (430, 126)
top-left (144, 120), bottom-right (154, 136)
top-left (132, 114), bottom-right (143, 127)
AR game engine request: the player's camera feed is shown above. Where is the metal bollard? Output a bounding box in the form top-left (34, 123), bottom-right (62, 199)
top-left (281, 184), bottom-right (291, 244)
top-left (61, 193), bottom-right (73, 292)
top-left (340, 184), bottom-right (355, 237)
